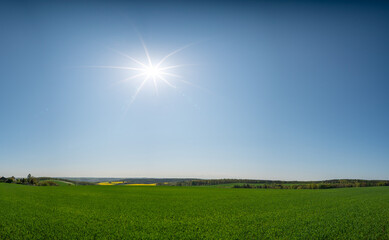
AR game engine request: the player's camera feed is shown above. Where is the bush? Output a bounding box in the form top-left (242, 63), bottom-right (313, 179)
top-left (38, 181), bottom-right (59, 186)
top-left (6, 177), bottom-right (16, 183)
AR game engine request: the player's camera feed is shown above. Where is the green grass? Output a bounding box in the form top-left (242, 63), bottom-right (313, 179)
top-left (0, 183), bottom-right (388, 239)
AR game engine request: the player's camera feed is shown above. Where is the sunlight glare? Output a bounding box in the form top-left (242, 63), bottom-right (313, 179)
top-left (93, 40), bottom-right (194, 104)
top-left (144, 65), bottom-right (162, 78)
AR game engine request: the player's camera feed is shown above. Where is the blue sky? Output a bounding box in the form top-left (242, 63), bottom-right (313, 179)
top-left (0, 0), bottom-right (388, 180)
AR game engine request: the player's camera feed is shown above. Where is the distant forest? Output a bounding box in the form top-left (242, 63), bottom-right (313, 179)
top-left (166, 179), bottom-right (389, 189)
top-left (1, 175), bottom-right (388, 189)
top-left (62, 177), bottom-right (199, 184)
top-left (0, 175), bottom-right (94, 186)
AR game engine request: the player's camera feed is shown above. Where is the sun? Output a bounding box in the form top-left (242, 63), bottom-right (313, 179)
top-left (90, 39), bottom-right (192, 104)
top-left (144, 65), bottom-right (162, 78)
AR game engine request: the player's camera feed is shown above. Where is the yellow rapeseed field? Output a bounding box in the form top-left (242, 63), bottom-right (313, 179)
top-left (97, 181), bottom-right (124, 186)
top-left (97, 182), bottom-right (113, 185)
top-left (111, 181), bottom-right (124, 184)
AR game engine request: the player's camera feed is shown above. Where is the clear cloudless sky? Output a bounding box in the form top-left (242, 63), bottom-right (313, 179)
top-left (0, 0), bottom-right (388, 180)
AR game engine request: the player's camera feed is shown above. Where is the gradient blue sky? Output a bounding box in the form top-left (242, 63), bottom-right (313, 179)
top-left (1, 0), bottom-right (388, 180)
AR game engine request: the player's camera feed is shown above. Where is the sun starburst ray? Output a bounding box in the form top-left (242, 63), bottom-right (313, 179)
top-left (160, 72), bottom-right (182, 78)
top-left (96, 38), bottom-right (198, 106)
top-left (139, 36), bottom-right (153, 66)
top-left (86, 66), bottom-right (144, 71)
top-left (172, 78), bottom-right (196, 87)
top-left (158, 75), bottom-right (176, 88)
top-left (130, 76), bottom-right (149, 104)
top-left (109, 48), bottom-right (148, 68)
top-left (153, 77), bottom-right (159, 94)
top-left (115, 72), bottom-right (147, 85)
top-left (155, 43), bottom-right (193, 68)
top-left (159, 64), bottom-right (193, 71)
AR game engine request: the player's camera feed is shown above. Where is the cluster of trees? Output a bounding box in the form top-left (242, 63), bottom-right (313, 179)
top-left (121, 178), bottom-right (198, 185)
top-left (170, 179), bottom-right (389, 189)
top-left (0, 176), bottom-right (15, 183)
top-left (0, 174), bottom-right (58, 186)
top-left (234, 180), bottom-right (389, 189)
top-left (171, 179), bottom-right (294, 186)
top-left (38, 181), bottom-right (59, 186)
top-left (0, 174), bottom-right (37, 185)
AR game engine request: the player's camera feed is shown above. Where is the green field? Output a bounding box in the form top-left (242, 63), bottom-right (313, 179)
top-left (0, 183), bottom-right (388, 239)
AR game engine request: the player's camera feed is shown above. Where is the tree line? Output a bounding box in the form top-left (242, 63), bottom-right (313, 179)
top-left (233, 181), bottom-right (389, 189)
top-left (167, 179), bottom-right (389, 189)
top-left (0, 175), bottom-right (95, 186)
top-left (0, 174), bottom-right (58, 186)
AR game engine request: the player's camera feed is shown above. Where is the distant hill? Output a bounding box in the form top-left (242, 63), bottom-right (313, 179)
top-left (60, 177), bottom-right (123, 183)
top-left (119, 178), bottom-right (199, 184)
top-left (171, 179), bottom-right (389, 189)
top-left (2, 176), bottom-right (388, 189)
top-left (60, 177), bottom-right (199, 184)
